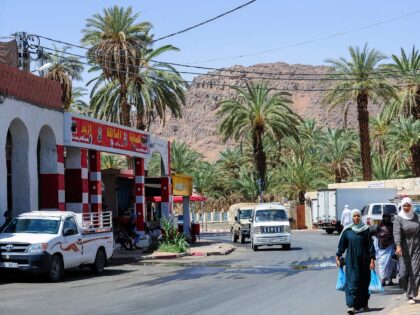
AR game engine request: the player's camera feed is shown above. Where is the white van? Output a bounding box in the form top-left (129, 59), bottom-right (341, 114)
top-left (250, 203), bottom-right (291, 251)
top-left (361, 203), bottom-right (398, 226)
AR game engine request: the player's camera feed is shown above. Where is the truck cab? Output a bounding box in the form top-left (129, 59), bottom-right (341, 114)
top-left (0, 211), bottom-right (113, 281)
top-left (229, 203), bottom-right (256, 244)
top-left (250, 204), bottom-right (291, 251)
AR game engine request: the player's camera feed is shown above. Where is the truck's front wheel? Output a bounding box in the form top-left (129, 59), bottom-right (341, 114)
top-left (231, 230), bottom-right (238, 243)
top-left (326, 228), bottom-right (335, 234)
top-left (49, 254), bottom-right (63, 282)
top-left (92, 248), bottom-right (107, 275)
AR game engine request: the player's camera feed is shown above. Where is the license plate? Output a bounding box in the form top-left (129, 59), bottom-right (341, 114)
top-left (1, 262), bottom-right (18, 268)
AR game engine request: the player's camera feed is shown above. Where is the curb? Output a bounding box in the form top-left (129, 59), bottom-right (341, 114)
top-left (190, 246), bottom-right (236, 257)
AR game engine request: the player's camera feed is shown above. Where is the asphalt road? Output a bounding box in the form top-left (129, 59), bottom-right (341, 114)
top-left (0, 231), bottom-right (404, 315)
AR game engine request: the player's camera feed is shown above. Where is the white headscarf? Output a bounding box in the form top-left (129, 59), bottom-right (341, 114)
top-left (344, 204), bottom-right (350, 211)
top-left (339, 208), bottom-right (369, 240)
top-left (398, 197), bottom-right (414, 220)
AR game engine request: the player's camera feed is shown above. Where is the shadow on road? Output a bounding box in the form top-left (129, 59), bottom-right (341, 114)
top-left (0, 268), bottom-right (132, 284)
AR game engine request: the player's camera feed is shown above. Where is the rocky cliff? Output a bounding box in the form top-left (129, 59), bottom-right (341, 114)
top-left (150, 62), bottom-right (382, 161)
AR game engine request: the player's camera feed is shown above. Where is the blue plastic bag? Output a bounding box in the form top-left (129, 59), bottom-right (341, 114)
top-left (369, 270), bottom-right (384, 293)
top-left (336, 267), bottom-right (346, 291)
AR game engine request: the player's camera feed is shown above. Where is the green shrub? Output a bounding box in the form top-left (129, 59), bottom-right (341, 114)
top-left (159, 218), bottom-right (189, 253)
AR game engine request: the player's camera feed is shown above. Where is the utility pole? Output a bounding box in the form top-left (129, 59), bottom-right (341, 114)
top-left (14, 32), bottom-right (30, 72)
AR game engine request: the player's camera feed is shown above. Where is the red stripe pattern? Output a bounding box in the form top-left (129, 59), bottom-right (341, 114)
top-left (134, 157), bottom-right (145, 232)
top-left (89, 150), bottom-right (101, 212)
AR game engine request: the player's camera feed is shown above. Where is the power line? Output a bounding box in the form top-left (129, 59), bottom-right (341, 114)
top-left (40, 46), bottom-right (418, 81)
top-left (37, 46), bottom-right (413, 92)
top-left (185, 9), bottom-right (420, 64)
top-left (152, 0), bottom-right (256, 42)
top-left (39, 44), bottom-right (419, 80)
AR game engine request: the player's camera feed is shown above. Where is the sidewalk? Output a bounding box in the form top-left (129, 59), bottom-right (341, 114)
top-left (111, 239), bottom-right (236, 264)
top-left (378, 293), bottom-right (420, 315)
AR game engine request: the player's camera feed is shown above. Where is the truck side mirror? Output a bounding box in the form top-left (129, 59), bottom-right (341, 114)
top-left (63, 228), bottom-right (75, 236)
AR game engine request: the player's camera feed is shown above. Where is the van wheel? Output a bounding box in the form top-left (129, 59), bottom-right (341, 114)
top-left (251, 240), bottom-right (258, 251)
top-left (326, 229), bottom-right (334, 235)
top-left (231, 230), bottom-right (238, 243)
top-left (282, 244), bottom-right (291, 250)
top-left (92, 248), bottom-right (107, 275)
top-left (240, 235), bottom-right (245, 244)
top-left (49, 254), bottom-right (63, 282)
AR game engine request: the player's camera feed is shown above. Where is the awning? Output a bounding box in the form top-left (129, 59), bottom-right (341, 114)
top-left (146, 193), bottom-right (207, 203)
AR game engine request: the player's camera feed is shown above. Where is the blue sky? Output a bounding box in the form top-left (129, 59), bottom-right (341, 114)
top-left (0, 0), bottom-right (419, 92)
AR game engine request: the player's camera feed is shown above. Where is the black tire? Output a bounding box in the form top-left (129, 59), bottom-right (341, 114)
top-left (240, 235), bottom-right (245, 244)
top-left (326, 229), bottom-right (334, 235)
top-left (251, 239), bottom-right (258, 251)
top-left (92, 248), bottom-right (107, 275)
top-left (282, 244), bottom-right (291, 250)
top-left (231, 230), bottom-right (238, 243)
top-left (49, 254), bottom-right (63, 282)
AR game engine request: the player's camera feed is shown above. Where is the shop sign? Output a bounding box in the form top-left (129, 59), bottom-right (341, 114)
top-left (64, 113), bottom-right (149, 157)
top-left (172, 174), bottom-right (193, 196)
top-left (367, 181), bottom-right (385, 188)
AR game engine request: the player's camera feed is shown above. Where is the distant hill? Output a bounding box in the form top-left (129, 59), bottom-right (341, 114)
top-left (149, 62), bottom-right (382, 161)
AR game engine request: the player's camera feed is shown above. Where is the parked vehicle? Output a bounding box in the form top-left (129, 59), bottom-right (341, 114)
top-left (413, 202), bottom-right (420, 215)
top-left (316, 188), bottom-right (397, 234)
top-left (0, 211), bottom-right (113, 281)
top-left (250, 203), bottom-right (291, 251)
top-left (228, 203), bottom-right (256, 243)
top-left (361, 203), bottom-right (398, 226)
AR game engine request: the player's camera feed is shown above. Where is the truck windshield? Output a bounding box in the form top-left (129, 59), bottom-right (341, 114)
top-left (3, 218), bottom-right (60, 234)
top-left (383, 205), bottom-right (397, 215)
top-left (239, 209), bottom-right (252, 219)
top-left (255, 210), bottom-right (287, 222)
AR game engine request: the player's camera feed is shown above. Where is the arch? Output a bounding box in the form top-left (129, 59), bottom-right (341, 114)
top-left (37, 125), bottom-right (58, 209)
top-left (7, 118), bottom-right (30, 216)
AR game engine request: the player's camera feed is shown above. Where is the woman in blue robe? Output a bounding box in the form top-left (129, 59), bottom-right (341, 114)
top-left (336, 209), bottom-right (376, 314)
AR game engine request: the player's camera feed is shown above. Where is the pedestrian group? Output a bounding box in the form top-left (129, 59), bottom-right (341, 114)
top-left (336, 197), bottom-right (419, 314)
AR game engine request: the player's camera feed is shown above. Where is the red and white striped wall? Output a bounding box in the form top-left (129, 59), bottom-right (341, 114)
top-left (89, 150), bottom-right (102, 212)
top-left (65, 147), bottom-right (89, 213)
top-left (135, 157), bottom-right (145, 233)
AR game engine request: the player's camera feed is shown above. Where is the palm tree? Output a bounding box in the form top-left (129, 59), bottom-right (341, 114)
top-left (216, 147), bottom-right (248, 179)
top-left (387, 116), bottom-right (420, 176)
top-left (88, 44), bottom-right (187, 130)
top-left (370, 112), bottom-right (391, 156)
top-left (101, 154), bottom-right (125, 169)
top-left (43, 46), bottom-right (84, 110)
top-left (320, 128), bottom-right (358, 183)
top-left (383, 46), bottom-right (420, 119)
top-left (69, 87), bottom-right (91, 115)
top-left (217, 81), bottom-right (301, 189)
top-left (81, 6), bottom-right (152, 126)
top-left (170, 141), bottom-right (203, 175)
top-left (372, 154), bottom-right (408, 180)
top-left (324, 44), bottom-right (395, 181)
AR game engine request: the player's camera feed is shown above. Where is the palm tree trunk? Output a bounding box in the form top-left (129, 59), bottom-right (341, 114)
top-left (136, 108), bottom-right (146, 130)
top-left (357, 92), bottom-right (373, 181)
top-left (334, 168), bottom-right (342, 183)
top-left (120, 83), bottom-right (131, 126)
top-left (252, 129), bottom-right (266, 189)
top-left (410, 145), bottom-right (420, 176)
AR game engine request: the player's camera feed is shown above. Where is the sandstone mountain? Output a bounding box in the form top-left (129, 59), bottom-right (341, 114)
top-left (150, 62), bottom-right (382, 161)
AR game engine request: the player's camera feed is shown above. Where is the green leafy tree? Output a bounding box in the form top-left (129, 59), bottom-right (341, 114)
top-left (88, 44), bottom-right (187, 130)
top-left (372, 154), bottom-right (409, 180)
top-left (218, 81), bottom-right (301, 189)
top-left (69, 87), bottom-right (90, 115)
top-left (101, 154), bottom-right (125, 169)
top-left (320, 128), bottom-right (358, 183)
top-left (170, 141), bottom-right (203, 175)
top-left (81, 6), bottom-right (151, 126)
top-left (324, 44), bottom-right (395, 181)
top-left (44, 46), bottom-right (84, 110)
top-left (387, 116), bottom-right (420, 176)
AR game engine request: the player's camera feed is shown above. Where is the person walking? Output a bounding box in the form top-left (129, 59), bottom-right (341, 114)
top-left (341, 204), bottom-right (352, 228)
top-left (336, 208), bottom-right (376, 314)
top-left (393, 197), bottom-right (420, 305)
top-left (374, 212), bottom-right (397, 286)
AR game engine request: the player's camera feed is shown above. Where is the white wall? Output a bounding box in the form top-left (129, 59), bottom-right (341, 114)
top-left (0, 98), bottom-right (63, 222)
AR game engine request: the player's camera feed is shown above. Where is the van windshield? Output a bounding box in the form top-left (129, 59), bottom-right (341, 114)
top-left (3, 218), bottom-right (60, 234)
top-left (383, 205), bottom-right (397, 215)
top-left (255, 210), bottom-right (287, 222)
top-left (239, 209), bottom-right (252, 219)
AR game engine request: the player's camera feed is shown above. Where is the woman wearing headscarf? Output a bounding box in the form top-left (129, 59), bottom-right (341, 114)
top-left (393, 197), bottom-right (420, 304)
top-left (374, 212), bottom-right (397, 286)
top-left (336, 209), bottom-right (376, 314)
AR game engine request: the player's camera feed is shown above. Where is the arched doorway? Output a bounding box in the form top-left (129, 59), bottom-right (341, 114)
top-left (7, 119), bottom-right (30, 216)
top-left (37, 125), bottom-right (58, 209)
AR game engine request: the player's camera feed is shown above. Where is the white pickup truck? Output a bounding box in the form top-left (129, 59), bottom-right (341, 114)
top-left (0, 211), bottom-right (114, 281)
